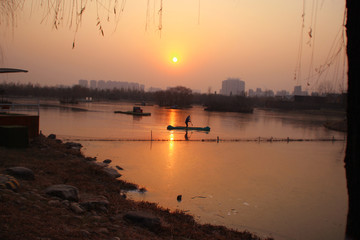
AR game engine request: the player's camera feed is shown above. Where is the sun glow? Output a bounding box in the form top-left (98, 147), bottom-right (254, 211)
top-left (172, 57), bottom-right (178, 63)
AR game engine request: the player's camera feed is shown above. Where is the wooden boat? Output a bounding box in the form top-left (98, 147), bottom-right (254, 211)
top-left (114, 110), bottom-right (151, 116)
top-left (167, 125), bottom-right (210, 131)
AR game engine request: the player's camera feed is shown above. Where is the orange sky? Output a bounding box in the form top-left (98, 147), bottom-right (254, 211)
top-left (0, 0), bottom-right (346, 93)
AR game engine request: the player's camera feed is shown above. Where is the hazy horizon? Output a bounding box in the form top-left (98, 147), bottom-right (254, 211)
top-left (0, 0), bottom-right (347, 94)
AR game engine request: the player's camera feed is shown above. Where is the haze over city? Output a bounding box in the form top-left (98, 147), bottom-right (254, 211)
top-left (0, 0), bottom-right (346, 93)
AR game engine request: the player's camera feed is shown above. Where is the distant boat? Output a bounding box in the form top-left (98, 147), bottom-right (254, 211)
top-left (135, 102), bottom-right (154, 106)
top-left (114, 110), bottom-right (151, 116)
top-left (114, 106), bottom-right (151, 116)
top-left (59, 98), bottom-right (78, 104)
top-left (0, 68), bottom-right (28, 73)
top-left (167, 125), bottom-right (210, 131)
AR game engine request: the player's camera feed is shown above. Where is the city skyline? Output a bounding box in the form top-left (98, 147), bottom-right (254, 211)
top-left (0, 1), bottom-right (346, 94)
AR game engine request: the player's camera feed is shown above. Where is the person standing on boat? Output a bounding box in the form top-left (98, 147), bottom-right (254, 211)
top-left (185, 115), bottom-right (191, 128)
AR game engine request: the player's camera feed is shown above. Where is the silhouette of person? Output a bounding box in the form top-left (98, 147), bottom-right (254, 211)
top-left (185, 115), bottom-right (191, 128)
top-left (185, 130), bottom-right (189, 141)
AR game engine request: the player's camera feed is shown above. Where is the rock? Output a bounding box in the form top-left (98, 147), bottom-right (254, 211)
top-left (89, 215), bottom-right (104, 222)
top-left (6, 167), bottom-right (35, 180)
top-left (85, 157), bottom-right (97, 162)
top-left (91, 162), bottom-right (108, 168)
top-left (45, 184), bottom-right (79, 202)
top-left (115, 165), bottom-right (123, 170)
top-left (0, 174), bottom-right (20, 191)
top-left (103, 159), bottom-right (112, 164)
top-left (48, 200), bottom-right (62, 207)
top-left (65, 142), bottom-right (82, 150)
top-left (61, 200), bottom-right (70, 207)
top-left (139, 187), bottom-right (147, 193)
top-left (123, 211), bottom-right (161, 231)
top-left (102, 167), bottom-right (121, 178)
top-left (94, 227), bottom-right (109, 234)
top-left (120, 193), bottom-right (127, 199)
top-left (80, 195), bottom-right (109, 212)
top-left (70, 202), bottom-right (85, 214)
top-left (79, 230), bottom-right (91, 237)
top-left (48, 134), bottom-right (56, 139)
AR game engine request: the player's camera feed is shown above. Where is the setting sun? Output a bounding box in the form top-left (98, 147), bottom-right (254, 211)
top-left (172, 57), bottom-right (178, 63)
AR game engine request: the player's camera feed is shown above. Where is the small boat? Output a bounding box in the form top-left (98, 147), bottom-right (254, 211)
top-left (114, 106), bottom-right (151, 116)
top-left (114, 110), bottom-right (151, 116)
top-left (59, 98), bottom-right (78, 104)
top-left (167, 125), bottom-right (210, 131)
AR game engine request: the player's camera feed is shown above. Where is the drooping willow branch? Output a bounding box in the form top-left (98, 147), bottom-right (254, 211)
top-left (0, 0), bottom-right (164, 48)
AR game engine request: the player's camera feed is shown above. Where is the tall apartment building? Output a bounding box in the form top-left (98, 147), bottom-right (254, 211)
top-left (220, 78), bottom-right (245, 96)
top-left (293, 85), bottom-right (308, 96)
top-left (89, 80), bottom-right (97, 89)
top-left (79, 79), bottom-right (144, 91)
top-left (78, 79), bottom-right (88, 88)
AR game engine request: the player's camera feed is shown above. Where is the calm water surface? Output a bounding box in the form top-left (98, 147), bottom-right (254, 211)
top-left (31, 100), bottom-right (347, 240)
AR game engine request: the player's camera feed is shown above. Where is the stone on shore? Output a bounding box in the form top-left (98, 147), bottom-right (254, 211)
top-left (70, 202), bottom-right (85, 214)
top-left (85, 156), bottom-right (97, 162)
top-left (116, 165), bottom-right (123, 170)
top-left (45, 184), bottom-right (79, 202)
top-left (0, 174), bottom-right (20, 191)
top-left (6, 167), bottom-right (35, 180)
top-left (124, 211), bottom-right (162, 231)
top-left (80, 194), bottom-right (109, 212)
top-left (47, 134), bottom-right (56, 139)
top-left (103, 167), bottom-right (122, 178)
top-left (103, 159), bottom-right (112, 164)
top-left (65, 142), bottom-right (82, 150)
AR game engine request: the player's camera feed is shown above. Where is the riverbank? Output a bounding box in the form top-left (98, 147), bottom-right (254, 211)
top-left (0, 134), bottom-right (272, 240)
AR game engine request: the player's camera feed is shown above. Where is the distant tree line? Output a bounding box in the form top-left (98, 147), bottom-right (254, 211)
top-left (2, 82), bottom-right (344, 112)
top-left (0, 82), bottom-right (256, 112)
top-left (0, 82), bottom-right (149, 101)
top-left (154, 86), bottom-right (193, 107)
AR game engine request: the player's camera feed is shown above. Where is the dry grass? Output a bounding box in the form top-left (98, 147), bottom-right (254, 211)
top-left (0, 135), bottom-right (272, 240)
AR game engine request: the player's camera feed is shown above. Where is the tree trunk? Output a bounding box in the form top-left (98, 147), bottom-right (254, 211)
top-left (345, 0), bottom-right (360, 239)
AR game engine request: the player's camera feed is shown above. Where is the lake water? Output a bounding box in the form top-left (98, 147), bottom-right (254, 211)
top-left (25, 99), bottom-right (347, 240)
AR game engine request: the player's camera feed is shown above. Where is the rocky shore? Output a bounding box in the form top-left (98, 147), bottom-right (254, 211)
top-left (0, 134), bottom-right (272, 240)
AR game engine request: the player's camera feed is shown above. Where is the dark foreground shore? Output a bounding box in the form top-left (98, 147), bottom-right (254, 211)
top-left (0, 135), bottom-right (272, 240)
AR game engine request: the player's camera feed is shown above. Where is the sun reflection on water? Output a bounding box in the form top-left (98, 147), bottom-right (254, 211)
top-left (167, 133), bottom-right (175, 170)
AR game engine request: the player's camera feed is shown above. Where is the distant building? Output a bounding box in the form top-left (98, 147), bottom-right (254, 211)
top-left (248, 88), bottom-right (264, 97)
top-left (255, 88), bottom-right (263, 96)
top-left (276, 90), bottom-right (290, 97)
top-left (82, 80), bottom-right (144, 91)
top-left (78, 79), bottom-right (88, 88)
top-left (90, 80), bottom-right (97, 89)
top-left (97, 80), bottom-right (106, 90)
top-left (148, 87), bottom-right (162, 92)
top-left (220, 78), bottom-right (245, 96)
top-left (293, 85), bottom-right (308, 96)
top-left (248, 89), bottom-right (254, 97)
top-left (264, 90), bottom-right (274, 97)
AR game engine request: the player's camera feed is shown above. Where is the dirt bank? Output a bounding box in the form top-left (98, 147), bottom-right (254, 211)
top-left (0, 135), bottom-right (272, 240)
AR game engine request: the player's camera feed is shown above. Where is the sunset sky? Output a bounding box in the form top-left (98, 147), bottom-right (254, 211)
top-left (0, 0), bottom-right (346, 94)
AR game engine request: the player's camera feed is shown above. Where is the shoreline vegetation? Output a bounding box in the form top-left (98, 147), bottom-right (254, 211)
top-left (0, 83), bottom-right (346, 114)
top-left (0, 134), bottom-right (273, 240)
